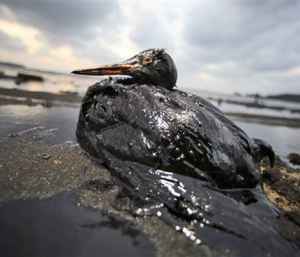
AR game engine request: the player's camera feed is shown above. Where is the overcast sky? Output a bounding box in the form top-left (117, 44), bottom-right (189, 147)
top-left (0, 0), bottom-right (299, 94)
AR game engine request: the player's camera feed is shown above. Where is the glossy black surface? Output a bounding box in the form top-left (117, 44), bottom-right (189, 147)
top-left (76, 79), bottom-right (299, 256)
top-left (0, 192), bottom-right (155, 257)
top-left (77, 80), bottom-right (273, 188)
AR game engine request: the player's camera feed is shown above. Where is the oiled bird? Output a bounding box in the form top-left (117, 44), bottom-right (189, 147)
top-left (70, 49), bottom-right (300, 257)
top-left (72, 48), bottom-right (274, 189)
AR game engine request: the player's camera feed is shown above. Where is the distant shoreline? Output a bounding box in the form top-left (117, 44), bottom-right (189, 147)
top-left (265, 94), bottom-right (300, 103)
top-left (1, 87), bottom-right (300, 128)
top-left (0, 62), bottom-right (25, 69)
top-left (0, 87), bottom-right (81, 108)
top-left (227, 112), bottom-right (300, 128)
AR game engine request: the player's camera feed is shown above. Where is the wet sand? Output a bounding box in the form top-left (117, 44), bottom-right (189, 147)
top-left (0, 127), bottom-right (299, 257)
top-left (0, 128), bottom-right (206, 257)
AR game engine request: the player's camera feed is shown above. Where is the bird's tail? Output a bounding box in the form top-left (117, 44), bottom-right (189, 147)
top-left (253, 138), bottom-right (275, 167)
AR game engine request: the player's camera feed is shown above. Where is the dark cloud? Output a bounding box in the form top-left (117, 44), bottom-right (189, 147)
top-left (183, 0), bottom-right (300, 73)
top-left (0, 0), bottom-right (300, 94)
top-left (1, 0), bottom-right (121, 46)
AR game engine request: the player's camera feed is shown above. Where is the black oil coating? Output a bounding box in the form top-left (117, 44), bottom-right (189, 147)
top-left (76, 79), bottom-right (299, 256)
top-left (0, 192), bottom-right (155, 257)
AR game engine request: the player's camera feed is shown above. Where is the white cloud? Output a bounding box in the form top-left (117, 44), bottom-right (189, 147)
top-left (0, 0), bottom-right (300, 94)
top-left (0, 19), bottom-right (43, 54)
top-left (0, 16), bottom-right (95, 71)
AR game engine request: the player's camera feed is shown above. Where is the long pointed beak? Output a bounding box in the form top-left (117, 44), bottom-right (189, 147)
top-left (71, 63), bottom-right (134, 76)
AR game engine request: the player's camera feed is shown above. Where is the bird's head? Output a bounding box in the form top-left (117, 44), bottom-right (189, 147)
top-left (72, 49), bottom-right (177, 89)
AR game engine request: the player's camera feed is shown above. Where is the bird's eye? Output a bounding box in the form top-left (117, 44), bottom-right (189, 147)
top-left (143, 57), bottom-right (152, 64)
